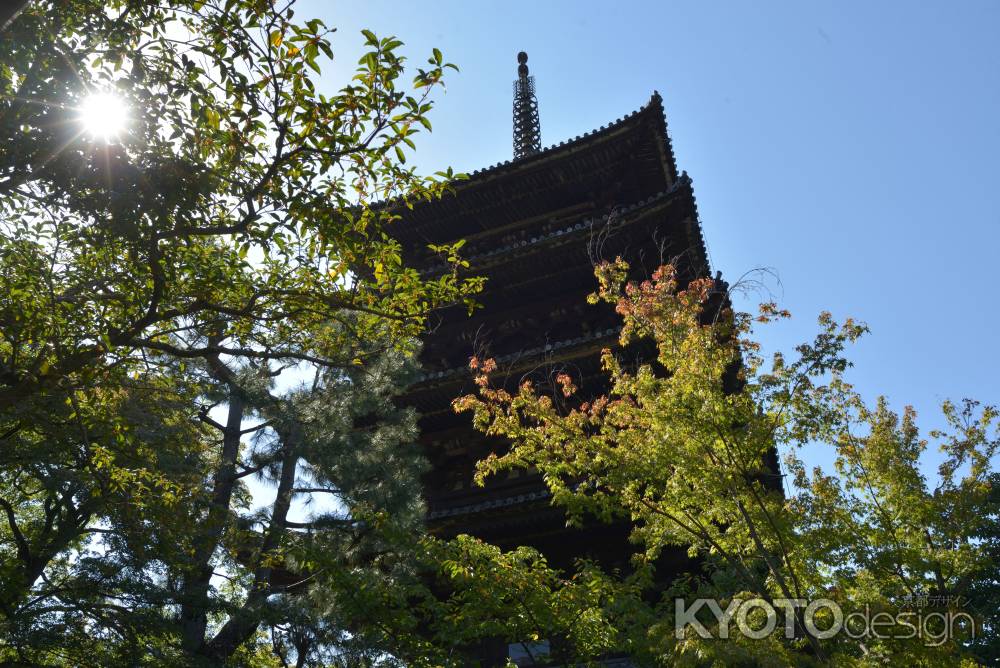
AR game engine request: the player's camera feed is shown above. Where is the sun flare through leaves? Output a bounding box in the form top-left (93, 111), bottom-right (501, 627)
top-left (77, 92), bottom-right (128, 141)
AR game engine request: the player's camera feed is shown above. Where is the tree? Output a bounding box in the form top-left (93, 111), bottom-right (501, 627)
top-left (0, 0), bottom-right (484, 663)
top-left (457, 259), bottom-right (998, 666)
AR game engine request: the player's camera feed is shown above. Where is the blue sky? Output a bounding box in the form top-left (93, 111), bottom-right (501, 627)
top-left (301, 0), bottom-right (999, 472)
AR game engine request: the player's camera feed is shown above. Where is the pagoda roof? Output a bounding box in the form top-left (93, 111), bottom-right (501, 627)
top-left (459, 90), bottom-right (676, 186)
top-left (415, 172), bottom-right (694, 277)
top-left (387, 92), bottom-right (681, 249)
top-left (428, 487), bottom-right (552, 520)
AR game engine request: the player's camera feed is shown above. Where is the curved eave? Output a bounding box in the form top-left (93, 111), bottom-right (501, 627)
top-left (386, 92), bottom-right (678, 244)
top-left (416, 170), bottom-right (693, 277)
top-left (413, 328), bottom-right (619, 390)
top-left (428, 489), bottom-right (552, 520)
top-left (459, 91), bottom-right (674, 185)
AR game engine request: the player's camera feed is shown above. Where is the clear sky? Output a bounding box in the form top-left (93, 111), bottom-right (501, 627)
top-left (299, 0), bottom-right (999, 472)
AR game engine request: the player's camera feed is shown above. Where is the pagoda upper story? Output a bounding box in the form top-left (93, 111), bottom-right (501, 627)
top-left (391, 89), bottom-right (689, 257)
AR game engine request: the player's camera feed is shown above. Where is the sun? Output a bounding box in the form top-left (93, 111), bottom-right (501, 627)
top-left (78, 92), bottom-right (129, 141)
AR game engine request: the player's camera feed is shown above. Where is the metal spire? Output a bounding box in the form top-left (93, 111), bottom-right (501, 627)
top-left (512, 51), bottom-right (541, 159)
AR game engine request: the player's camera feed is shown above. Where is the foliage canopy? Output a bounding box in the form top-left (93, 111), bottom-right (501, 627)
top-left (457, 259), bottom-right (999, 666)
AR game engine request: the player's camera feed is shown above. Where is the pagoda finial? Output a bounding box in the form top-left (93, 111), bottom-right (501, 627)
top-left (512, 51), bottom-right (541, 159)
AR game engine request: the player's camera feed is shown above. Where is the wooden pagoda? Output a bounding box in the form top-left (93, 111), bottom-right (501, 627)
top-left (388, 55), bottom-right (711, 664)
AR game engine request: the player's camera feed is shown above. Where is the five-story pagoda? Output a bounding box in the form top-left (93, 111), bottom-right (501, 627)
top-left (390, 53), bottom-right (711, 575)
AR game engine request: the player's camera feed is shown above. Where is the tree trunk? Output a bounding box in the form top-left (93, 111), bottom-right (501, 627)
top-left (204, 430), bottom-right (300, 661)
top-left (179, 388), bottom-right (245, 653)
